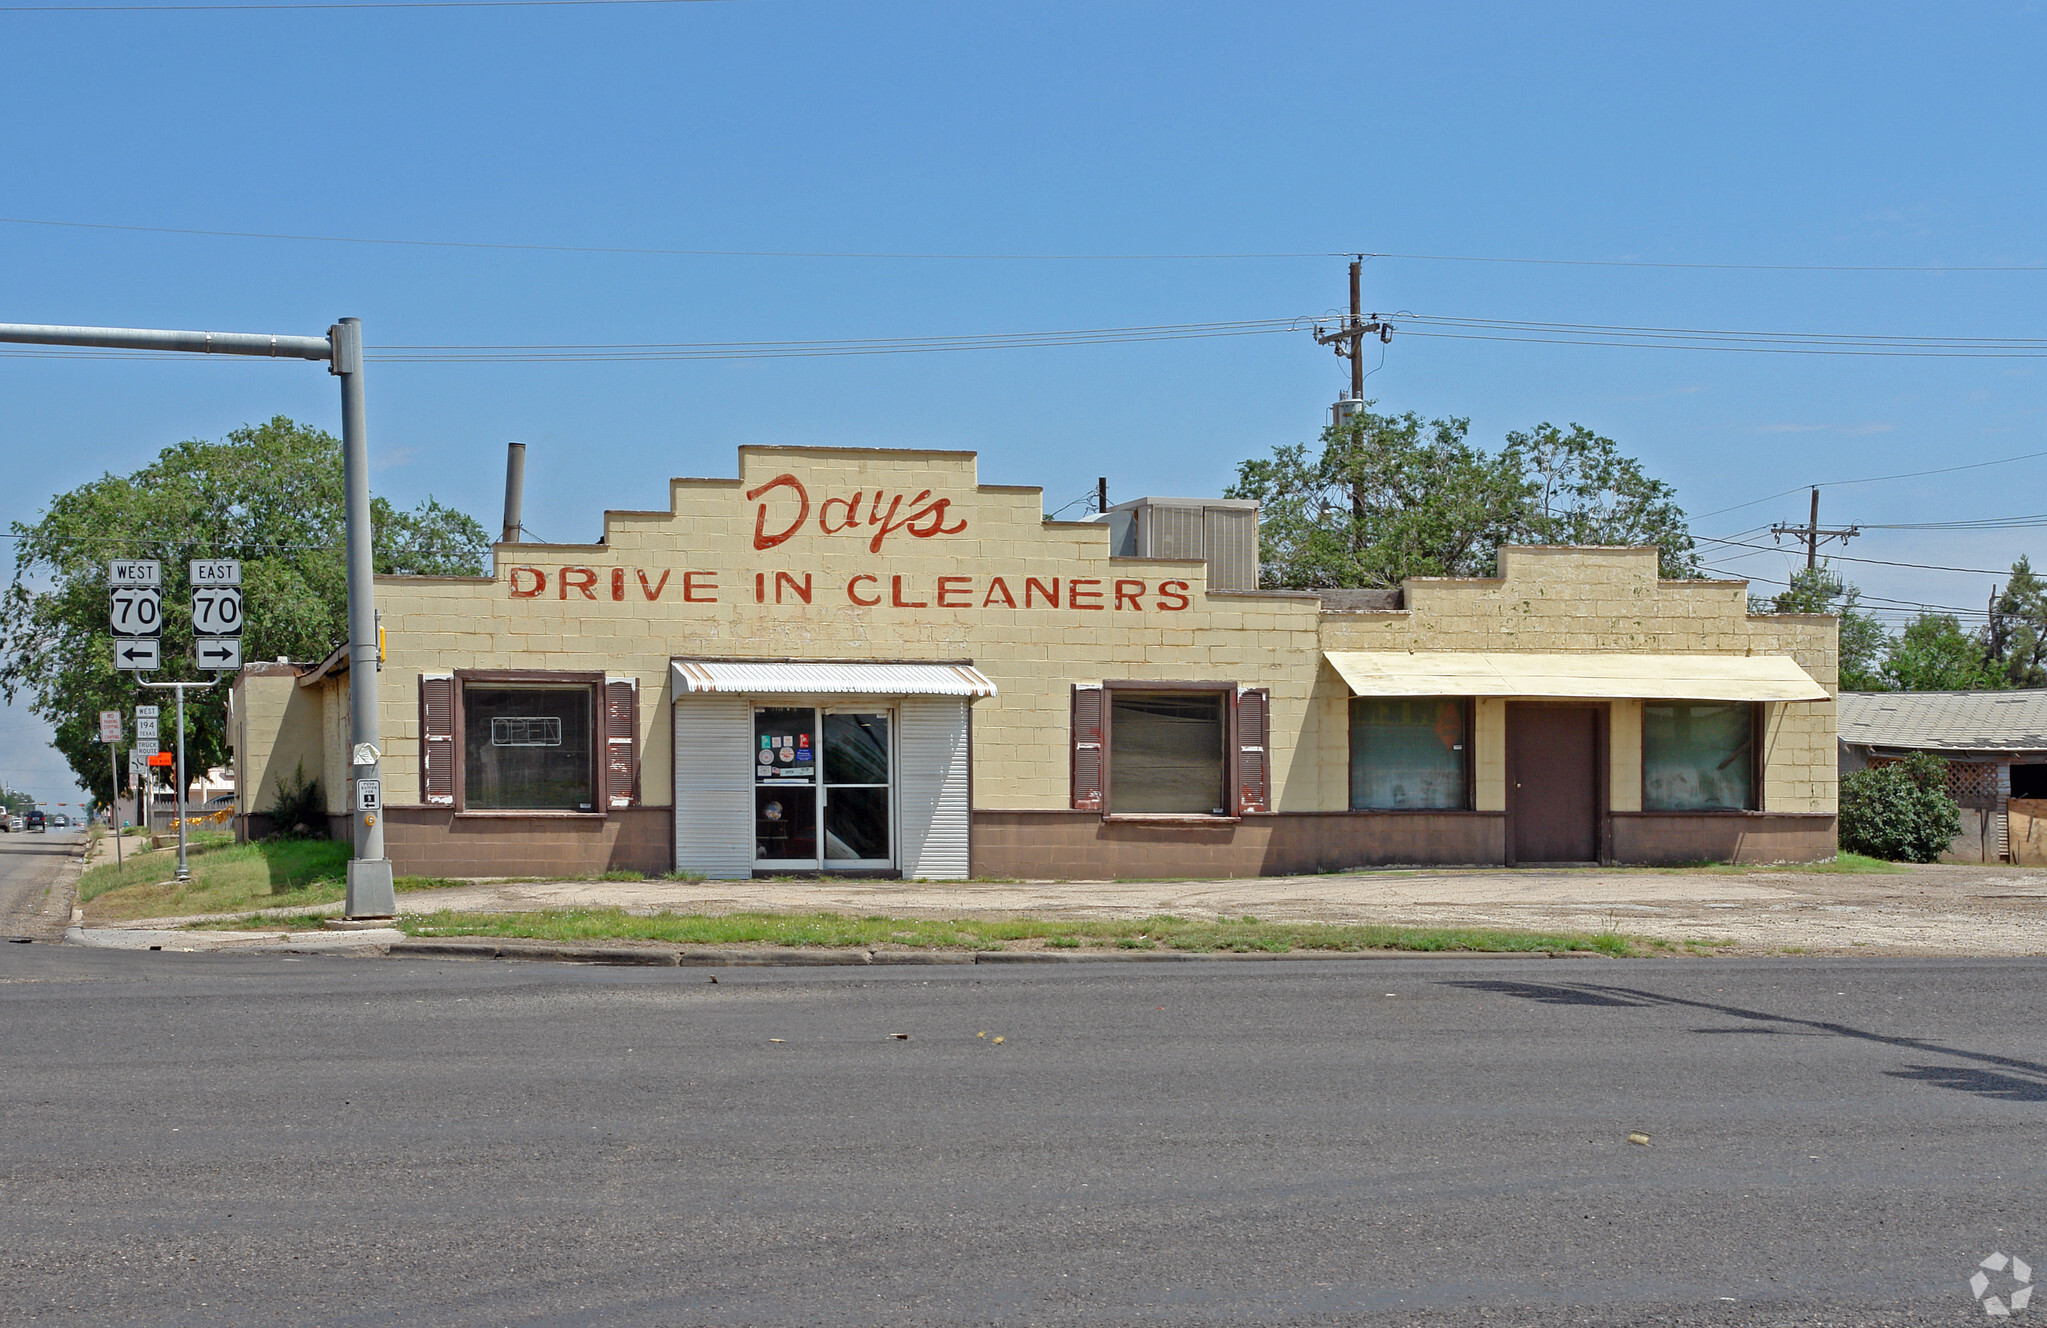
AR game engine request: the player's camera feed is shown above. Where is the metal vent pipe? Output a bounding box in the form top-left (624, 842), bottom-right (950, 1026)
top-left (502, 442), bottom-right (526, 545)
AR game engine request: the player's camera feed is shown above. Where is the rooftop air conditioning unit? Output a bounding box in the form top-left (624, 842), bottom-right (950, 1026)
top-left (1106, 496), bottom-right (1259, 592)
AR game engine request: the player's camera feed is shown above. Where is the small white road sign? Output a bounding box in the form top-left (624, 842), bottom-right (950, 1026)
top-left (109, 587), bottom-right (162, 637)
top-left (195, 637), bottom-right (242, 671)
top-left (115, 638), bottom-right (160, 671)
top-left (135, 737), bottom-right (159, 758)
top-left (98, 710), bottom-right (121, 743)
top-left (135, 704), bottom-right (159, 719)
top-left (354, 779), bottom-right (381, 812)
top-left (129, 749), bottom-right (149, 776)
top-left (189, 559), bottom-right (242, 586)
top-left (191, 586), bottom-right (244, 636)
top-left (136, 713), bottom-right (159, 743)
top-left (107, 560), bottom-right (161, 587)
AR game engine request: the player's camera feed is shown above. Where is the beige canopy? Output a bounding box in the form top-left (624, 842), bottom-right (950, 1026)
top-left (1324, 651), bottom-right (1829, 702)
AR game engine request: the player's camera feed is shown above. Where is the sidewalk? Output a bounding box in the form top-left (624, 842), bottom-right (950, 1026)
top-left (81, 859), bottom-right (2047, 958)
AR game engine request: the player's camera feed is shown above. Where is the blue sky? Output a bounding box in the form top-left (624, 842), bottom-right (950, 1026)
top-left (3, 0), bottom-right (2046, 803)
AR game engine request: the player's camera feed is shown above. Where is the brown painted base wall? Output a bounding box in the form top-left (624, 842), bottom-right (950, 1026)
top-left (242, 806), bottom-right (1837, 880)
top-left (1608, 812), bottom-right (1837, 866)
top-left (971, 810), bottom-right (1508, 879)
top-left (378, 805), bottom-right (675, 878)
top-left (973, 810), bottom-right (1837, 878)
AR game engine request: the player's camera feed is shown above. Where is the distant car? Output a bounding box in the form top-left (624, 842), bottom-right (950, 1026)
top-left (26, 810), bottom-right (45, 831)
top-left (50, 814), bottom-right (68, 829)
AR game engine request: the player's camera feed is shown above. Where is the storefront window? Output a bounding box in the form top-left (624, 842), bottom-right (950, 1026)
top-left (1109, 691), bottom-right (1228, 815)
top-left (1350, 698), bottom-right (1470, 810)
top-left (463, 684), bottom-right (595, 810)
top-left (1643, 701), bottom-right (1755, 811)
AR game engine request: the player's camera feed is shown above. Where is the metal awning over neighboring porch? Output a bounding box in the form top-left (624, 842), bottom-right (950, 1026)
top-left (670, 659), bottom-right (999, 698)
top-left (1323, 651), bottom-right (1829, 702)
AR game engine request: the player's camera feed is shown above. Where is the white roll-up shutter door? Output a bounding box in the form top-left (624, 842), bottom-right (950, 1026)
top-left (673, 693), bottom-right (754, 879)
top-left (897, 695), bottom-right (971, 880)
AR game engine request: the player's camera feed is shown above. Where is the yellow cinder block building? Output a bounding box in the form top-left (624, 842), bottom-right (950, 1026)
top-left (232, 445), bottom-right (1839, 879)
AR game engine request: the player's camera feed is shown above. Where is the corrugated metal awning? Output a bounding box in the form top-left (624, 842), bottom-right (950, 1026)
top-left (1324, 651), bottom-right (1829, 702)
top-left (671, 659), bottom-right (998, 698)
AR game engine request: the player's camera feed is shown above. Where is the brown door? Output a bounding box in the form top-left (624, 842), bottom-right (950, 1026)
top-left (1508, 705), bottom-right (1600, 863)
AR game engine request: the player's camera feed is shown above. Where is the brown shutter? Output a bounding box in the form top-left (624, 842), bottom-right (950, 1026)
top-left (604, 677), bottom-right (639, 809)
top-left (420, 673), bottom-right (455, 806)
top-left (1071, 684), bottom-right (1104, 811)
top-left (1236, 687), bottom-right (1271, 813)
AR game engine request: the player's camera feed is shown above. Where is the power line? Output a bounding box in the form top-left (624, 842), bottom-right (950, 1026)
top-left (1365, 251), bottom-right (2047, 274)
top-left (0, 0), bottom-right (724, 10)
top-left (0, 216), bottom-right (1341, 260)
top-left (1693, 448), bottom-right (2047, 520)
top-left (1696, 534), bottom-right (2009, 577)
top-left (9, 215), bottom-right (2043, 270)
top-left (1706, 566), bottom-right (1990, 618)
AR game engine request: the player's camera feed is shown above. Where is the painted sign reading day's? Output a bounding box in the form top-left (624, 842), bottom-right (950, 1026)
top-left (501, 471), bottom-right (1195, 614)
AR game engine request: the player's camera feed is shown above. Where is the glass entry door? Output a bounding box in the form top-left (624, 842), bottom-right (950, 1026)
top-left (753, 706), bottom-right (893, 871)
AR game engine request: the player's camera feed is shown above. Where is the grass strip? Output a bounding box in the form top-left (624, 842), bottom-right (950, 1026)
top-left (371, 907), bottom-right (1635, 956)
top-left (81, 837), bottom-right (466, 921)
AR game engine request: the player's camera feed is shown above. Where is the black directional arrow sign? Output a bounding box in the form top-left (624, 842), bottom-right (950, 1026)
top-left (115, 639), bottom-right (160, 671)
top-left (196, 637), bottom-right (241, 671)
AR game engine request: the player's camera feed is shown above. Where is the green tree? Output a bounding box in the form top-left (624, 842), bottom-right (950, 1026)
top-left (1752, 565), bottom-right (1890, 691)
top-left (1226, 409), bottom-right (1526, 588)
top-left (0, 417), bottom-right (493, 808)
top-left (1501, 423), bottom-right (1700, 579)
top-left (1227, 406), bottom-right (1699, 589)
top-left (1838, 752), bottom-right (1961, 862)
top-left (1985, 556), bottom-right (2047, 688)
top-left (1881, 613), bottom-right (2006, 692)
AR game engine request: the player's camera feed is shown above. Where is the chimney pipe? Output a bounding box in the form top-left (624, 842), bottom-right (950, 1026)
top-left (502, 442), bottom-right (526, 545)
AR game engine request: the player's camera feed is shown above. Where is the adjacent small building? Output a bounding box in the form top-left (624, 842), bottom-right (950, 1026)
top-left (231, 445), bottom-right (1841, 879)
top-left (1838, 690), bottom-right (2047, 863)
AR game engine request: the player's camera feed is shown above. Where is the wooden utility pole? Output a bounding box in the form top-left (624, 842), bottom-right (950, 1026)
top-left (1771, 486), bottom-right (1860, 571)
top-left (1313, 257), bottom-right (1392, 400)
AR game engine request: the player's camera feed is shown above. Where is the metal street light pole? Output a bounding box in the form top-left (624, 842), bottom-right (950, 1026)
top-left (0, 319), bottom-right (395, 916)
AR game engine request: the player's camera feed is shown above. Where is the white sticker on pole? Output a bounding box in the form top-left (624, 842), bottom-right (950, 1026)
top-left (98, 710), bottom-right (121, 743)
top-left (189, 559), bottom-right (241, 586)
top-left (108, 560), bottom-right (161, 587)
top-left (352, 743), bottom-right (379, 767)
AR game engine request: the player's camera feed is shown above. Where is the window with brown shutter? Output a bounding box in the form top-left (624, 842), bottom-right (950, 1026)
top-left (1236, 687), bottom-right (1271, 813)
top-left (419, 673), bottom-right (456, 806)
top-left (604, 676), bottom-right (639, 809)
top-left (1071, 684), bottom-right (1104, 811)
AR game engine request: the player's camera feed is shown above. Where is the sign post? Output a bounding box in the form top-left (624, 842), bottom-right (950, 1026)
top-left (98, 709), bottom-right (123, 868)
top-left (139, 679), bottom-right (213, 882)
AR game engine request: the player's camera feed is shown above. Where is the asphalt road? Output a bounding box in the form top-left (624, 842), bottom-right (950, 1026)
top-left (0, 826), bottom-right (78, 939)
top-left (2, 948), bottom-right (2043, 1327)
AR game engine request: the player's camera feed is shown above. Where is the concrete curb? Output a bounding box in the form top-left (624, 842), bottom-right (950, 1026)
top-left (384, 940), bottom-right (1602, 967)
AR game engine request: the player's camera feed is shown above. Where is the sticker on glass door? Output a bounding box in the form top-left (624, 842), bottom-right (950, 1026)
top-left (753, 706), bottom-right (892, 870)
